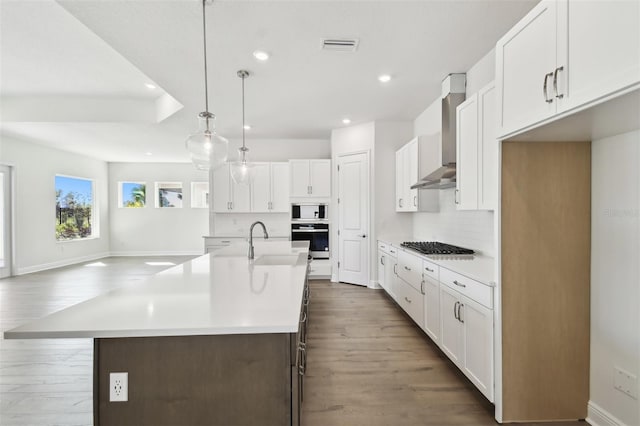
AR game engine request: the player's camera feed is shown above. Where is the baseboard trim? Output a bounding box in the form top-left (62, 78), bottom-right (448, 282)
top-left (368, 280), bottom-right (381, 289)
top-left (109, 251), bottom-right (203, 257)
top-left (586, 401), bottom-right (627, 426)
top-left (16, 252), bottom-right (110, 275)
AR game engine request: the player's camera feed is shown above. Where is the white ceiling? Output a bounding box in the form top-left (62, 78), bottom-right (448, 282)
top-left (0, 0), bottom-right (538, 163)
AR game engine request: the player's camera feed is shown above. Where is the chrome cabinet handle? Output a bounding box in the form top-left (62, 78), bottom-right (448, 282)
top-left (404, 266), bottom-right (411, 271)
top-left (454, 301), bottom-right (459, 320)
top-left (393, 264), bottom-right (397, 275)
top-left (399, 198), bottom-right (403, 208)
top-left (413, 196), bottom-right (417, 207)
top-left (453, 280), bottom-right (466, 288)
top-left (404, 296), bottom-right (412, 303)
top-left (390, 249), bottom-right (396, 254)
top-left (458, 303), bottom-right (464, 323)
top-left (455, 189), bottom-right (460, 204)
top-left (424, 267), bottom-right (434, 273)
top-left (543, 72), bottom-right (554, 103)
top-left (380, 256), bottom-right (385, 266)
top-left (300, 311), bottom-right (307, 324)
top-left (420, 280), bottom-right (425, 295)
top-left (553, 66), bottom-right (564, 99)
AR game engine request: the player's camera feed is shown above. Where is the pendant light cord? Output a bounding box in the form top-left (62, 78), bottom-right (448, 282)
top-left (241, 73), bottom-right (246, 151)
top-left (202, 0), bottom-right (210, 115)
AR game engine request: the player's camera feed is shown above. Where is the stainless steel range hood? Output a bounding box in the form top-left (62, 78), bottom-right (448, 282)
top-left (411, 74), bottom-right (466, 190)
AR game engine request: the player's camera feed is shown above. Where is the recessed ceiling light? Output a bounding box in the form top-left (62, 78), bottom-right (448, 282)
top-left (145, 152), bottom-right (153, 156)
top-left (145, 83), bottom-right (157, 89)
top-left (342, 118), bottom-right (351, 125)
top-left (253, 50), bottom-right (269, 61)
top-left (378, 74), bottom-right (392, 83)
top-left (243, 124), bottom-right (251, 130)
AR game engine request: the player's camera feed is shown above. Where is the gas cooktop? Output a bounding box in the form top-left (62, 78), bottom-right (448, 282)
top-left (401, 241), bottom-right (475, 256)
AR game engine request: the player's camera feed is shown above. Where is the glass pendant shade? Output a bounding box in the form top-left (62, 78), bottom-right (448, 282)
top-left (230, 147), bottom-right (253, 185)
top-left (185, 112), bottom-right (228, 170)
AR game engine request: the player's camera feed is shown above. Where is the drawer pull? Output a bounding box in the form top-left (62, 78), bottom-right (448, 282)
top-left (454, 301), bottom-right (459, 320)
top-left (424, 267), bottom-right (434, 273)
top-left (404, 296), bottom-right (412, 304)
top-left (453, 280), bottom-right (466, 288)
top-left (458, 303), bottom-right (464, 324)
top-left (390, 249), bottom-right (396, 254)
top-left (420, 280), bottom-right (425, 295)
top-left (404, 266), bottom-right (411, 271)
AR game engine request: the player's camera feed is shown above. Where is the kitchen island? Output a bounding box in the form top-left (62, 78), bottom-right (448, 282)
top-left (4, 241), bottom-right (310, 426)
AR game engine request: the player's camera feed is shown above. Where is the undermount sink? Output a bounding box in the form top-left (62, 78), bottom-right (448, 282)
top-left (253, 255), bottom-right (299, 266)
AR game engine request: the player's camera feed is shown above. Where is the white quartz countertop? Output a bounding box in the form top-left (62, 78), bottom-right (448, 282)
top-left (377, 236), bottom-right (495, 286)
top-left (5, 241), bottom-right (310, 339)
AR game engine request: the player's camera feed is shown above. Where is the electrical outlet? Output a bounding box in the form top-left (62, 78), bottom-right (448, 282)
top-left (614, 367), bottom-right (637, 399)
top-left (109, 372), bottom-right (128, 402)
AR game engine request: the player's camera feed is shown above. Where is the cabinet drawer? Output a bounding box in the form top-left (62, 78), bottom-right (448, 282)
top-left (377, 241), bottom-right (398, 257)
top-left (440, 268), bottom-right (493, 309)
top-left (396, 279), bottom-right (424, 328)
top-left (397, 250), bottom-right (423, 292)
top-left (422, 259), bottom-right (439, 281)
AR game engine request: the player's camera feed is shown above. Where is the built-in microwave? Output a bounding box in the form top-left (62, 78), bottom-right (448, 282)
top-left (291, 203), bottom-right (328, 221)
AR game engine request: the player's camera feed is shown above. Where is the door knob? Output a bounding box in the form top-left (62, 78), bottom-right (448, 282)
top-left (359, 234), bottom-right (367, 238)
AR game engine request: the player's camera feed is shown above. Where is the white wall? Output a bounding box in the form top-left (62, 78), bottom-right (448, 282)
top-left (589, 129), bottom-right (639, 426)
top-left (109, 162), bottom-right (209, 255)
top-left (412, 48), bottom-right (496, 256)
top-left (0, 136), bottom-right (110, 274)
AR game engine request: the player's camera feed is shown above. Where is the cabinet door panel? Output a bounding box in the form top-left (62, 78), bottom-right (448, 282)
top-left (385, 255), bottom-right (398, 301)
top-left (439, 285), bottom-right (463, 367)
top-left (497, 0), bottom-right (557, 136)
top-left (270, 163), bottom-right (290, 212)
top-left (478, 83), bottom-right (497, 210)
top-left (231, 179), bottom-right (251, 212)
top-left (395, 150), bottom-right (404, 211)
top-left (212, 165), bottom-right (231, 212)
top-left (251, 163), bottom-right (271, 212)
top-left (290, 160), bottom-right (310, 197)
top-left (456, 94), bottom-right (479, 210)
top-left (423, 276), bottom-right (440, 344)
top-left (559, 0), bottom-right (640, 112)
top-left (309, 160), bottom-right (331, 197)
top-left (461, 296), bottom-right (494, 402)
top-left (377, 252), bottom-right (387, 292)
top-left (406, 139), bottom-right (419, 211)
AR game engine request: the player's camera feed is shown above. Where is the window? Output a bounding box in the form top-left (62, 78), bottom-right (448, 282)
top-left (191, 182), bottom-right (209, 208)
top-left (55, 175), bottom-right (95, 241)
top-left (119, 182), bottom-right (146, 208)
top-left (155, 182), bottom-right (183, 208)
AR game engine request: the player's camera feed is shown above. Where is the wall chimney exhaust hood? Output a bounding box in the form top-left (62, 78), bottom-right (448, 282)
top-left (411, 74), bottom-right (466, 190)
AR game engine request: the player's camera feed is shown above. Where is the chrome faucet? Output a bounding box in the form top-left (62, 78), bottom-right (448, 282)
top-left (248, 221), bottom-right (269, 259)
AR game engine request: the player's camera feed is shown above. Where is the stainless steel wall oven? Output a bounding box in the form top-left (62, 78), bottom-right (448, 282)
top-left (291, 223), bottom-right (329, 259)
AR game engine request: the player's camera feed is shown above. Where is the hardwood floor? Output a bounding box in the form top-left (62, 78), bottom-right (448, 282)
top-left (1, 260), bottom-right (586, 426)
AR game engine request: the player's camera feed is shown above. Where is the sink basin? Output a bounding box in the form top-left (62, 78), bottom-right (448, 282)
top-left (253, 255), bottom-right (299, 266)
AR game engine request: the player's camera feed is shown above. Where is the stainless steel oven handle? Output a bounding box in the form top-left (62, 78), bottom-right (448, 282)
top-left (291, 229), bottom-right (329, 233)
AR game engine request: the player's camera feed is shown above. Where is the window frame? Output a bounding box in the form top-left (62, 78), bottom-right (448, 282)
top-left (55, 174), bottom-right (98, 242)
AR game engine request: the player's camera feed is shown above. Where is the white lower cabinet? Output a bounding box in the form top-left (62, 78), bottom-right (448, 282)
top-left (422, 260), bottom-right (440, 344)
top-left (440, 280), bottom-right (494, 402)
top-left (377, 242), bottom-right (398, 300)
top-left (396, 278), bottom-right (424, 328)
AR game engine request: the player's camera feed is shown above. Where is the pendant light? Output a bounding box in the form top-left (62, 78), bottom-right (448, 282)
top-left (230, 69), bottom-right (254, 185)
top-left (185, 0), bottom-right (228, 171)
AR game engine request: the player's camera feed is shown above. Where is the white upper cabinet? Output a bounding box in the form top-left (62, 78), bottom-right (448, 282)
top-left (251, 162), bottom-right (289, 213)
top-left (558, 0), bottom-right (640, 112)
top-left (496, 0), bottom-right (558, 137)
top-left (212, 164), bottom-right (251, 213)
top-left (289, 159), bottom-right (331, 198)
top-left (395, 135), bottom-right (439, 212)
top-left (455, 82), bottom-right (497, 211)
top-left (456, 94), bottom-right (479, 210)
top-left (496, 0), bottom-right (640, 139)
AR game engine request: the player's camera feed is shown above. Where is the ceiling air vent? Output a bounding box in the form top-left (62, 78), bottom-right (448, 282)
top-left (321, 38), bottom-right (359, 52)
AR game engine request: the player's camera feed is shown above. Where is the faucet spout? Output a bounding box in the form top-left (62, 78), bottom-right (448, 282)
top-left (248, 221), bottom-right (269, 259)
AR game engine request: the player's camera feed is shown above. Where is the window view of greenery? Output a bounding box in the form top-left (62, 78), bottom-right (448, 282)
top-left (156, 182), bottom-right (183, 208)
top-left (120, 182), bottom-right (146, 208)
top-left (55, 175), bottom-right (94, 241)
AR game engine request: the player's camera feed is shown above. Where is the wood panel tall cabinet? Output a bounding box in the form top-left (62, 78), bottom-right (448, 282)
top-left (500, 141), bottom-right (591, 422)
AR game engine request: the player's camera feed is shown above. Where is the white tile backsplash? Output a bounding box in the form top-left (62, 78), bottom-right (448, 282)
top-left (412, 189), bottom-right (495, 257)
top-left (211, 213), bottom-right (291, 238)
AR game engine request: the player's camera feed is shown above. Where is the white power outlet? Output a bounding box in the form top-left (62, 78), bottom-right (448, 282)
top-left (614, 367), bottom-right (638, 399)
top-left (109, 372), bottom-right (128, 402)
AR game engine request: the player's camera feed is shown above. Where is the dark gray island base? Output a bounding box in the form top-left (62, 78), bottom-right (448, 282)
top-left (93, 332), bottom-right (304, 426)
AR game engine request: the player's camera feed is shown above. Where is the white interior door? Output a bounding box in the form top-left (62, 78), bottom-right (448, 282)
top-left (0, 165), bottom-right (12, 278)
top-left (337, 152), bottom-right (369, 286)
